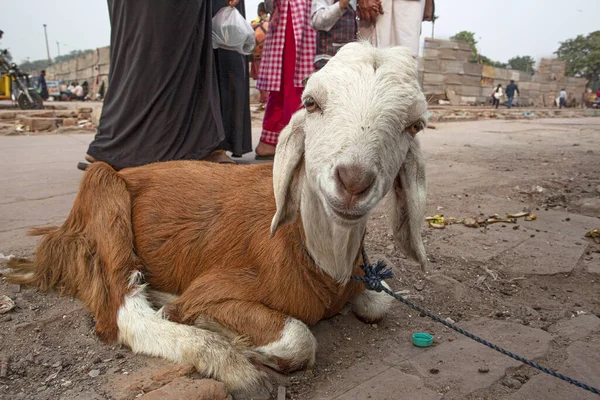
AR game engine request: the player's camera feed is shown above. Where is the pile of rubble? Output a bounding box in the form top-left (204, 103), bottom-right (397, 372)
top-left (0, 106), bottom-right (100, 135)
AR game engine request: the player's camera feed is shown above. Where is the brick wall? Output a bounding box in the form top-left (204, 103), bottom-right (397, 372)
top-left (45, 46), bottom-right (110, 98)
top-left (419, 39), bottom-right (587, 107)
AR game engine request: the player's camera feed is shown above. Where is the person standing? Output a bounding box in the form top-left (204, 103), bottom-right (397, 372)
top-left (358, 0), bottom-right (434, 56)
top-left (255, 0), bottom-right (316, 160)
top-left (310, 0), bottom-right (358, 70)
top-left (82, 0), bottom-right (227, 170)
top-left (492, 84), bottom-right (503, 109)
top-left (38, 70), bottom-right (49, 100)
top-left (212, 0), bottom-right (253, 160)
top-left (250, 3), bottom-right (270, 110)
top-left (559, 88), bottom-right (567, 108)
top-left (505, 80), bottom-right (519, 109)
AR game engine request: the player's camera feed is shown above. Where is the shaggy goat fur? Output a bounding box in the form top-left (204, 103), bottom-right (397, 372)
top-left (3, 42), bottom-right (428, 392)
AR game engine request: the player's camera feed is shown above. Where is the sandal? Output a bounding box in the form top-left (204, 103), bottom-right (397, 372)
top-left (255, 154), bottom-right (274, 161)
top-left (202, 150), bottom-right (238, 164)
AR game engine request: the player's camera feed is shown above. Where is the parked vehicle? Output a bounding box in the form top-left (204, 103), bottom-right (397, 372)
top-left (0, 49), bottom-right (44, 109)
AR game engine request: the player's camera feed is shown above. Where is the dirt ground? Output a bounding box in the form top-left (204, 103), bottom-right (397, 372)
top-left (1, 117), bottom-right (599, 399)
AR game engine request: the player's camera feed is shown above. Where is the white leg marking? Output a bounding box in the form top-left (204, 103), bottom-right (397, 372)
top-left (350, 281), bottom-right (394, 322)
top-left (117, 273), bottom-right (265, 391)
top-left (255, 318), bottom-right (317, 371)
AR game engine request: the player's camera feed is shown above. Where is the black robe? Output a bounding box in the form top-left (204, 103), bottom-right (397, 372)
top-left (87, 0), bottom-right (225, 170)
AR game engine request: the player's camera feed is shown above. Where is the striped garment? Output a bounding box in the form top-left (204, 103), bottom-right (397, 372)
top-left (257, 0), bottom-right (316, 92)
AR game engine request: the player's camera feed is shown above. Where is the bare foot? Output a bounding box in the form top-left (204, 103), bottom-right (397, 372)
top-left (202, 150), bottom-right (237, 164)
top-left (255, 142), bottom-right (275, 157)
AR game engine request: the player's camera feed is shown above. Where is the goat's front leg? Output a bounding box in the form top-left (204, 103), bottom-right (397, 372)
top-left (168, 293), bottom-right (317, 374)
top-left (348, 281), bottom-right (394, 323)
top-left (346, 263), bottom-right (394, 323)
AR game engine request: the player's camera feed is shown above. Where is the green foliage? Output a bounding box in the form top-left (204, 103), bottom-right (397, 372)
top-left (555, 31), bottom-right (600, 83)
top-left (449, 31), bottom-right (477, 51)
top-left (19, 59), bottom-right (49, 73)
top-left (450, 31), bottom-right (507, 68)
top-left (54, 49), bottom-right (93, 65)
top-left (507, 56), bottom-right (535, 72)
top-left (18, 49), bottom-right (94, 74)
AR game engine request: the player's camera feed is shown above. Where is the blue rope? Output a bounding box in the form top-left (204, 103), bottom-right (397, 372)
top-left (352, 248), bottom-right (600, 397)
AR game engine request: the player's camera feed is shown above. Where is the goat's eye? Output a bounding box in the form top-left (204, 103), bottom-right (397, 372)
top-left (406, 121), bottom-right (424, 136)
top-left (303, 97), bottom-right (319, 113)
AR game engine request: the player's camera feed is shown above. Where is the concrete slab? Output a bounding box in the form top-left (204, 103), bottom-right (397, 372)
top-left (509, 337), bottom-right (600, 400)
top-left (311, 360), bottom-right (394, 400)
top-left (548, 315), bottom-right (600, 341)
top-left (407, 319), bottom-right (552, 398)
top-left (332, 368), bottom-right (442, 400)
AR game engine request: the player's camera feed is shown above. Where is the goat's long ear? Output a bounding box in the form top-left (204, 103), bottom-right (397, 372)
top-left (270, 110), bottom-right (306, 237)
top-left (389, 138), bottom-right (428, 271)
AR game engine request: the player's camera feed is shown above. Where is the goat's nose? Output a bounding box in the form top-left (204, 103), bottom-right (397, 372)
top-left (336, 164), bottom-right (376, 200)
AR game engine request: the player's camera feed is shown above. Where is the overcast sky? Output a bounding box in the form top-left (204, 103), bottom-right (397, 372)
top-left (1, 0), bottom-right (598, 65)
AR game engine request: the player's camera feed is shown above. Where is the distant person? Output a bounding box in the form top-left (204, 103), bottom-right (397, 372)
top-left (559, 88), bottom-right (567, 108)
top-left (311, 0), bottom-right (358, 70)
top-left (38, 70), bottom-right (49, 100)
top-left (250, 2), bottom-right (270, 110)
top-left (255, 0), bottom-right (316, 159)
top-left (492, 84), bottom-right (502, 109)
top-left (505, 80), bottom-right (519, 109)
top-left (211, 0), bottom-right (253, 161)
top-left (72, 82), bottom-right (84, 100)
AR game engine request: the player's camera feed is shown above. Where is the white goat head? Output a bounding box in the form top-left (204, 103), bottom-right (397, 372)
top-left (271, 42), bottom-right (428, 270)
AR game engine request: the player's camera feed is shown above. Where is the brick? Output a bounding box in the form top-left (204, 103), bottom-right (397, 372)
top-left (140, 377), bottom-right (228, 400)
top-left (18, 117), bottom-right (60, 132)
top-left (423, 73), bottom-right (444, 85)
top-left (62, 118), bottom-right (78, 127)
top-left (150, 364), bottom-right (196, 385)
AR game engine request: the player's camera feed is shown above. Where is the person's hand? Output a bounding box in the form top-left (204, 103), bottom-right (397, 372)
top-left (339, 0), bottom-right (350, 10)
top-left (228, 0), bottom-right (239, 7)
top-left (358, 0), bottom-right (383, 24)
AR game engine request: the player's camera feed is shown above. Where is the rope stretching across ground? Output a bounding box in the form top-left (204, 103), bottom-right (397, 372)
top-left (352, 248), bottom-right (600, 397)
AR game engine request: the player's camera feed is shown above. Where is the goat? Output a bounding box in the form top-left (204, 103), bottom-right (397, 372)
top-left (3, 42), bottom-right (428, 392)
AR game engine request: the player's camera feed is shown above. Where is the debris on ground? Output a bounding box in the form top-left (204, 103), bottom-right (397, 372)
top-left (0, 295), bottom-right (15, 314)
top-left (463, 217), bottom-right (479, 228)
top-left (0, 354), bottom-right (9, 378)
top-left (426, 209), bottom-right (539, 230)
top-left (525, 214), bottom-right (537, 221)
top-left (426, 215), bottom-right (448, 229)
top-left (585, 229), bottom-right (600, 244)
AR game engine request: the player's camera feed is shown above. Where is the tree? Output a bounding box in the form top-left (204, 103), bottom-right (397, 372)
top-left (450, 30), bottom-right (508, 68)
top-left (18, 59), bottom-right (50, 73)
top-left (450, 31), bottom-right (477, 52)
top-left (54, 49), bottom-right (93, 65)
top-left (555, 31), bottom-right (600, 85)
top-left (508, 56), bottom-right (535, 72)
top-left (17, 49), bottom-right (94, 74)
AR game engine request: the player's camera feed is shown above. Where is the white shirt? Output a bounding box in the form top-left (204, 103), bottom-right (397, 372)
top-left (559, 90), bottom-right (567, 99)
top-left (310, 0), bottom-right (357, 32)
top-left (493, 87), bottom-right (503, 99)
top-left (73, 85), bottom-right (84, 97)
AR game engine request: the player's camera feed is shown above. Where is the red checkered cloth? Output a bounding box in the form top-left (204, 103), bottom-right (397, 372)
top-left (257, 0), bottom-right (316, 92)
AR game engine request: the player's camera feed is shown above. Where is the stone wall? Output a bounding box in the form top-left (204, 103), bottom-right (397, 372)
top-left (419, 39), bottom-right (587, 107)
top-left (44, 40), bottom-right (588, 108)
top-left (45, 46), bottom-right (110, 98)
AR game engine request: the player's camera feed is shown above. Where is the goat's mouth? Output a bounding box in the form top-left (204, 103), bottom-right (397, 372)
top-left (325, 200), bottom-right (369, 222)
top-left (331, 207), bottom-right (365, 221)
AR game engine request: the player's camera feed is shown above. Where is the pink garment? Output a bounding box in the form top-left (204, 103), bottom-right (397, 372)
top-left (260, 8), bottom-right (304, 145)
top-left (257, 0), bottom-right (316, 92)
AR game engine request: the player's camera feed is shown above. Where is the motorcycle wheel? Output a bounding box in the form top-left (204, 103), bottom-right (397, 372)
top-left (17, 90), bottom-right (44, 110)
